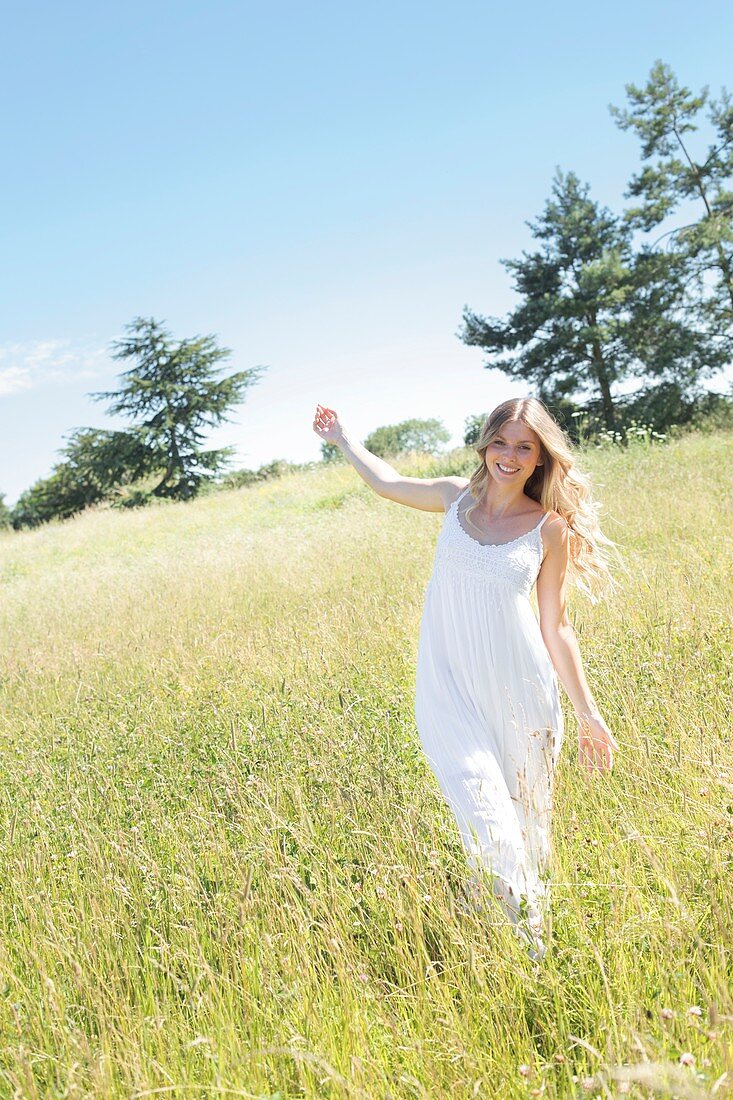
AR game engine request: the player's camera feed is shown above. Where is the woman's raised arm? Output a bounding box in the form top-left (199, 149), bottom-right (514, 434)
top-left (312, 403), bottom-right (466, 513)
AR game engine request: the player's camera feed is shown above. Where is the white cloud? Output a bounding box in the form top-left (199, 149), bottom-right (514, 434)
top-left (0, 339), bottom-right (110, 395)
top-left (0, 365), bottom-right (33, 395)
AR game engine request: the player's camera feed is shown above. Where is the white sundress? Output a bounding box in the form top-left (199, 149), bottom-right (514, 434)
top-left (414, 485), bottom-right (564, 953)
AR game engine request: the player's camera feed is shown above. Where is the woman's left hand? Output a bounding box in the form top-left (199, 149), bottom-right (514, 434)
top-left (577, 714), bottom-right (619, 774)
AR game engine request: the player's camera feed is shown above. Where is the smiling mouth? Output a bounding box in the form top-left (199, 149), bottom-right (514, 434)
top-left (497, 463), bottom-right (520, 474)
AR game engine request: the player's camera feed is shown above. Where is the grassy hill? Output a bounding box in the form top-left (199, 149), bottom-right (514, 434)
top-left (0, 429), bottom-right (731, 1098)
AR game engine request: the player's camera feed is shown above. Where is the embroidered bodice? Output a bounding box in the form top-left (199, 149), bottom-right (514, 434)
top-left (430, 489), bottom-right (549, 598)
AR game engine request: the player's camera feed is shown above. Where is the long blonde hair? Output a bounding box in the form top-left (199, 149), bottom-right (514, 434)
top-left (466, 397), bottom-right (618, 603)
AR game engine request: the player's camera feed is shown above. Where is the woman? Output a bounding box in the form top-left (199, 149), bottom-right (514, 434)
top-left (312, 396), bottom-right (619, 960)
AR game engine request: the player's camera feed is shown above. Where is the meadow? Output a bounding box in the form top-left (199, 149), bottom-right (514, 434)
top-left (0, 428), bottom-right (731, 1099)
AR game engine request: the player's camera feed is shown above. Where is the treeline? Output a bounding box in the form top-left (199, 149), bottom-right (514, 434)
top-left (2, 59), bottom-right (732, 532)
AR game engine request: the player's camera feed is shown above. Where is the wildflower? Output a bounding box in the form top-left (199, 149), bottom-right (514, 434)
top-left (660, 1007), bottom-right (674, 1019)
top-left (679, 1052), bottom-right (695, 1066)
top-left (357, 972), bottom-right (368, 983)
top-left (517, 1064), bottom-right (532, 1078)
top-left (686, 1006), bottom-right (702, 1017)
top-left (580, 1076), bottom-right (595, 1091)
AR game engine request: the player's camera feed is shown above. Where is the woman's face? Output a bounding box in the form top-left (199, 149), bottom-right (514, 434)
top-left (484, 419), bottom-right (543, 487)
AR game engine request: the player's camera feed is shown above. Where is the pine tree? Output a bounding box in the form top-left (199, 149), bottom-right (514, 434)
top-left (91, 317), bottom-right (265, 499)
top-left (460, 170), bottom-right (726, 431)
top-left (609, 60), bottom-right (733, 335)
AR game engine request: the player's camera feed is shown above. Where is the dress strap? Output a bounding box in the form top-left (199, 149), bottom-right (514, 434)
top-left (536, 511), bottom-right (550, 531)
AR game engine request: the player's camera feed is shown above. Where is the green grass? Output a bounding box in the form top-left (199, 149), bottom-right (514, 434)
top-left (0, 430), bottom-right (731, 1098)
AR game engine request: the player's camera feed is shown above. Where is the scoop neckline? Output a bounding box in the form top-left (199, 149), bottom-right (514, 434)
top-left (451, 495), bottom-right (547, 549)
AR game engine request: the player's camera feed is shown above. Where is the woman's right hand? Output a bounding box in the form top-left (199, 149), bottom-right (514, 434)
top-left (313, 404), bottom-right (345, 444)
top-left (577, 713), bottom-right (619, 774)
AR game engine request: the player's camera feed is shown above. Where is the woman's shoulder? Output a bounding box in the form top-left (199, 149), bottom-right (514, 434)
top-left (541, 510), bottom-right (570, 538)
top-left (443, 478), bottom-right (472, 509)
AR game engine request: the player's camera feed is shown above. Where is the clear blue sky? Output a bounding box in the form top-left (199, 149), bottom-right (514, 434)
top-left (2, 0), bottom-right (731, 504)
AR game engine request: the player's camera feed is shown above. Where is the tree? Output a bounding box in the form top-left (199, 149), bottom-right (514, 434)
top-left (11, 463), bottom-right (102, 529)
top-left (10, 428), bottom-right (155, 528)
top-left (320, 440), bottom-right (346, 464)
top-left (460, 169), bottom-right (727, 432)
top-left (10, 318), bottom-right (265, 528)
top-left (363, 418), bottom-right (451, 457)
top-left (91, 317), bottom-right (265, 500)
top-left (609, 60), bottom-right (733, 332)
top-left (63, 428), bottom-right (153, 494)
top-left (463, 413), bottom-right (488, 447)
top-left (0, 493), bottom-right (11, 529)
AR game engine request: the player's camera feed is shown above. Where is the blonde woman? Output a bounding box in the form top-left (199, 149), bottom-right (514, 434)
top-left (312, 396), bottom-right (619, 960)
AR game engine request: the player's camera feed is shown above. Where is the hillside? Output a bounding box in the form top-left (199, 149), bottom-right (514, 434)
top-left (0, 430), bottom-right (731, 1098)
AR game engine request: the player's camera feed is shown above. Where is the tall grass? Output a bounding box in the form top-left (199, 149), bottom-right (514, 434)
top-left (0, 430), bottom-right (731, 1098)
